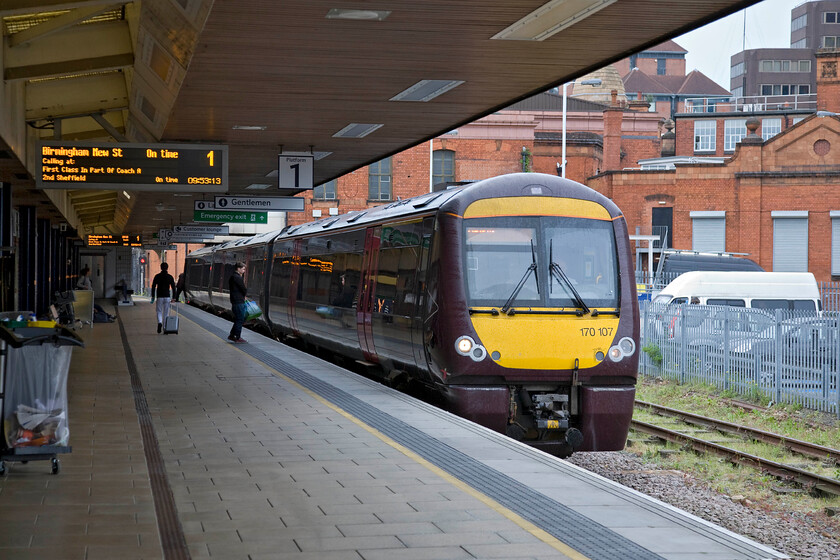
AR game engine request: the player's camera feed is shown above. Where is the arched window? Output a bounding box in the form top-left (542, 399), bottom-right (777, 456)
top-left (433, 149), bottom-right (455, 188)
top-left (368, 157), bottom-right (392, 201)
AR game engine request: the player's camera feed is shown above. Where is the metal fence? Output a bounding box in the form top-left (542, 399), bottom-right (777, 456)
top-left (639, 301), bottom-right (840, 416)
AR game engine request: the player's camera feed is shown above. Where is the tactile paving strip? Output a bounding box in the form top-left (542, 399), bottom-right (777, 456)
top-left (183, 309), bottom-right (664, 560)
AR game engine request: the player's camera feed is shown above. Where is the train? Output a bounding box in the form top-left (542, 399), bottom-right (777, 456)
top-left (184, 173), bottom-right (639, 456)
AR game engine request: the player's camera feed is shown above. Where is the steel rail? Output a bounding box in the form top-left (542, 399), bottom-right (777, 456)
top-left (630, 419), bottom-right (840, 496)
top-left (635, 400), bottom-right (840, 465)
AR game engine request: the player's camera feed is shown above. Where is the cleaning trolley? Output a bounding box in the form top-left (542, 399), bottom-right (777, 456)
top-left (0, 320), bottom-right (84, 475)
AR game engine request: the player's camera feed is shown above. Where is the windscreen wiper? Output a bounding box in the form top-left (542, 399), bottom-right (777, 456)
top-left (549, 240), bottom-right (590, 315)
top-left (501, 240), bottom-right (540, 314)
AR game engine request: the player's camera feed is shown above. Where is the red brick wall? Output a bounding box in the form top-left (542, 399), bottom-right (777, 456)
top-left (590, 114), bottom-right (840, 281)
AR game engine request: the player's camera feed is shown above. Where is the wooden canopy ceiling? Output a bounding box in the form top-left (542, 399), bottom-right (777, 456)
top-left (0, 0), bottom-right (760, 239)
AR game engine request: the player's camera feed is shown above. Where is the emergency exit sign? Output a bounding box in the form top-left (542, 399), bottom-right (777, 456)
top-left (193, 210), bottom-right (268, 224)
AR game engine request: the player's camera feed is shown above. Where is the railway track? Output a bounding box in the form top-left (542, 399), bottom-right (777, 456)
top-left (631, 400), bottom-right (840, 496)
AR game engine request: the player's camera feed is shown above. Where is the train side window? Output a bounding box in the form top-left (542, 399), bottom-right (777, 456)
top-left (247, 260), bottom-right (264, 294)
top-left (270, 242), bottom-right (295, 299)
top-left (298, 255), bottom-right (335, 305)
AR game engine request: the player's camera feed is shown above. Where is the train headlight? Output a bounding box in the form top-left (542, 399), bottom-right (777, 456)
top-left (618, 337), bottom-right (636, 357)
top-left (456, 336), bottom-right (475, 355)
top-left (608, 337), bottom-right (637, 362)
top-left (455, 335), bottom-right (487, 361)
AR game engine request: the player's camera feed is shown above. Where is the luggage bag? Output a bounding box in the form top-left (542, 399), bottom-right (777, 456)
top-left (164, 302), bottom-right (179, 334)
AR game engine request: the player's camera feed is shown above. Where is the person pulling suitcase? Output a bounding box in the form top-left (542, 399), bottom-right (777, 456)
top-left (150, 262), bottom-right (177, 334)
top-left (163, 300), bottom-right (179, 334)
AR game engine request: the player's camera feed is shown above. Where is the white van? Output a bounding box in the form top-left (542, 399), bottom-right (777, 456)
top-left (652, 271), bottom-right (822, 312)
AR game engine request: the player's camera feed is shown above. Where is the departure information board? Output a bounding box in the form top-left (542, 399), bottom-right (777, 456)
top-left (87, 234), bottom-right (142, 247)
top-left (36, 141), bottom-right (228, 192)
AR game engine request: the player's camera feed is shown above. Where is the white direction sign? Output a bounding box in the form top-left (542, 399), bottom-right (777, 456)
top-left (194, 200), bottom-right (215, 210)
top-left (173, 225), bottom-right (229, 235)
top-left (214, 195), bottom-right (304, 212)
top-left (279, 153), bottom-right (313, 190)
top-left (160, 228), bottom-right (212, 242)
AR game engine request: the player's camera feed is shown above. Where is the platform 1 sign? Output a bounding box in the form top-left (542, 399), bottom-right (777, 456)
top-left (193, 209), bottom-right (268, 224)
top-left (36, 141), bottom-right (228, 191)
top-left (279, 153), bottom-right (313, 190)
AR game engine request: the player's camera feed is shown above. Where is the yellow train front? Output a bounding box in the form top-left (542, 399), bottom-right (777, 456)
top-left (427, 173), bottom-right (638, 456)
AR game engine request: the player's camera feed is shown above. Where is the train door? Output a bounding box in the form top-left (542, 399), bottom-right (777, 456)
top-left (245, 247), bottom-right (265, 314)
top-left (411, 217), bottom-right (436, 372)
top-left (288, 239), bottom-right (302, 335)
top-left (357, 227), bottom-right (381, 362)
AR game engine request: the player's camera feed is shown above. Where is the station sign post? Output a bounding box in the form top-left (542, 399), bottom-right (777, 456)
top-left (193, 209), bottom-right (268, 224)
top-left (214, 195), bottom-right (304, 212)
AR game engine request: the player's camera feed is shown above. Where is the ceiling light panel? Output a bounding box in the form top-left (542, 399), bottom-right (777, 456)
top-left (326, 9), bottom-right (390, 21)
top-left (492, 0), bottom-right (618, 41)
top-left (391, 80), bottom-right (465, 102)
top-left (333, 123), bottom-right (383, 138)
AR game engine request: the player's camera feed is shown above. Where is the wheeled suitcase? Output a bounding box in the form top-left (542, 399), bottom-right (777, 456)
top-left (163, 302), bottom-right (179, 334)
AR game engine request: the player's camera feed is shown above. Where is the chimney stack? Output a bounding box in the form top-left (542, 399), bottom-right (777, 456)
top-left (660, 119), bottom-right (675, 157)
top-left (816, 49), bottom-right (840, 114)
top-left (602, 90), bottom-right (623, 171)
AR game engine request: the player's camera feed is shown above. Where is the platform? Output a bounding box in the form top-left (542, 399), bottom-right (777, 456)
top-left (0, 299), bottom-right (787, 560)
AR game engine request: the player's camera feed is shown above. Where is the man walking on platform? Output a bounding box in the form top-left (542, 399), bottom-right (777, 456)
top-left (150, 262), bottom-right (177, 334)
top-left (228, 262), bottom-right (248, 343)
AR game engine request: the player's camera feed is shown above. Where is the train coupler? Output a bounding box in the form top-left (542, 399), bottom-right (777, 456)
top-left (532, 393), bottom-right (570, 429)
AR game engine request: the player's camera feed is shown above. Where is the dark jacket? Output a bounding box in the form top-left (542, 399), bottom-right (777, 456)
top-left (151, 272), bottom-right (176, 298)
top-left (229, 272), bottom-right (247, 305)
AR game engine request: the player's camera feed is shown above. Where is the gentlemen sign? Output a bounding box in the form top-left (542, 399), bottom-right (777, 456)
top-left (214, 195), bottom-right (304, 211)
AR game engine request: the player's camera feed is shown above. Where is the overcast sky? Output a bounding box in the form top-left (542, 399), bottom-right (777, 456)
top-left (675, 0), bottom-right (802, 89)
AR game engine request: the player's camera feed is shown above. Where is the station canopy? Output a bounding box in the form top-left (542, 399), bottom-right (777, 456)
top-left (0, 0), bottom-right (760, 238)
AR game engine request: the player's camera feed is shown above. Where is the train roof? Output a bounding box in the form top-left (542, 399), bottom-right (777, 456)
top-left (186, 173), bottom-right (621, 257)
top-left (281, 187), bottom-right (464, 238)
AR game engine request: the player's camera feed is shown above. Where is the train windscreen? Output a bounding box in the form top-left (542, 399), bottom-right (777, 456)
top-left (465, 216), bottom-right (618, 309)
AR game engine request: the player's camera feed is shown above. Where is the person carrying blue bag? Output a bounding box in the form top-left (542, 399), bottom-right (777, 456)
top-left (228, 262), bottom-right (248, 343)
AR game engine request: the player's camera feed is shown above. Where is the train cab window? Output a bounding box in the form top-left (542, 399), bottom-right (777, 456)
top-left (464, 215), bottom-right (618, 309)
top-left (545, 217), bottom-right (618, 309)
top-left (465, 225), bottom-right (540, 304)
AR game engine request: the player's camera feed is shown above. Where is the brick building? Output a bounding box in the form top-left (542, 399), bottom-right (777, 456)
top-left (614, 40), bottom-right (732, 119)
top-left (590, 49), bottom-right (840, 282)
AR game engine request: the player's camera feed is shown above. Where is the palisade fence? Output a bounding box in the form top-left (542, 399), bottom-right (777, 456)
top-left (637, 282), bottom-right (840, 417)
